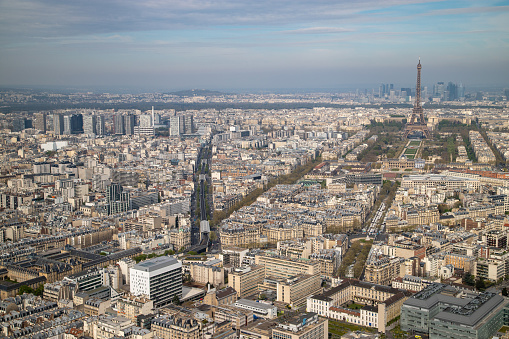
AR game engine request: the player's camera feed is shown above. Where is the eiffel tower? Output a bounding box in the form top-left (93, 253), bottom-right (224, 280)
top-left (403, 58), bottom-right (431, 139)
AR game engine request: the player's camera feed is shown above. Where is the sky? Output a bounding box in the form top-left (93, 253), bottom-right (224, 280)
top-left (0, 0), bottom-right (508, 92)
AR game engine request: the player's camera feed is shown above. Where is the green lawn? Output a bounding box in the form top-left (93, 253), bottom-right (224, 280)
top-left (405, 155), bottom-right (415, 159)
top-left (404, 148), bottom-right (417, 154)
top-left (328, 319), bottom-right (377, 337)
top-left (347, 303), bottom-right (364, 310)
top-left (409, 140), bottom-right (421, 146)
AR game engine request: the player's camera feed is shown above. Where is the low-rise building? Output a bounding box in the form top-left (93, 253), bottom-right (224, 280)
top-left (233, 299), bottom-right (277, 319)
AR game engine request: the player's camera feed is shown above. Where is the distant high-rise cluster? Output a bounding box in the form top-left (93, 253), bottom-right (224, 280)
top-left (83, 115), bottom-right (105, 136)
top-left (432, 81), bottom-right (465, 101)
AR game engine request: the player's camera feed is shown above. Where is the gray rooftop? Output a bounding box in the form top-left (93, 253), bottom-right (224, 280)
top-left (134, 256), bottom-right (180, 272)
top-left (235, 299), bottom-right (276, 310)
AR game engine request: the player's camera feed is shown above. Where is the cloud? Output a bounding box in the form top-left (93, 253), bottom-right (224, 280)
top-left (425, 5), bottom-right (509, 16)
top-left (280, 27), bottom-right (354, 34)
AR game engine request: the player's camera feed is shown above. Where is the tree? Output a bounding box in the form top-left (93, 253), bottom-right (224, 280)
top-left (209, 231), bottom-right (217, 242)
top-left (18, 285), bottom-right (35, 295)
top-left (34, 284), bottom-right (44, 296)
top-left (476, 278), bottom-right (486, 291)
top-left (463, 272), bottom-right (475, 286)
top-left (502, 287), bottom-right (508, 297)
top-left (172, 295), bottom-right (181, 305)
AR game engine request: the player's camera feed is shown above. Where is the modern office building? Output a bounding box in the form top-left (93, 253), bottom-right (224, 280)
top-left (401, 283), bottom-right (509, 339)
top-left (228, 265), bottom-right (265, 298)
top-left (33, 112), bottom-right (46, 133)
top-left (130, 256), bottom-right (182, 308)
top-left (135, 114), bottom-right (155, 135)
top-left (106, 183), bottom-right (131, 215)
top-left (53, 114), bottom-right (64, 135)
top-left (169, 116), bottom-right (184, 136)
top-left (83, 115), bottom-right (97, 135)
top-left (71, 114), bottom-right (83, 134)
top-left (184, 114), bottom-right (194, 134)
top-left (255, 253), bottom-right (320, 279)
top-left (96, 115), bottom-right (105, 135)
top-left (114, 115), bottom-right (125, 135)
top-left (124, 114), bottom-right (135, 135)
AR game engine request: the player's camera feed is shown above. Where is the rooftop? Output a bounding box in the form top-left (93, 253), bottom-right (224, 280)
top-left (133, 256), bottom-right (180, 272)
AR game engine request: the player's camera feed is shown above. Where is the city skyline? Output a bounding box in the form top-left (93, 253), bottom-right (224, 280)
top-left (1, 0), bottom-right (509, 91)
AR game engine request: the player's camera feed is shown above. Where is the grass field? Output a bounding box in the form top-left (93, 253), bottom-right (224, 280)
top-left (347, 303), bottom-right (364, 310)
top-left (328, 319), bottom-right (377, 337)
top-left (404, 148), bottom-right (417, 154)
top-left (409, 140), bottom-right (421, 146)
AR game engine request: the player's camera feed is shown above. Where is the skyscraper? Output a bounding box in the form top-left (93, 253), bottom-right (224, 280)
top-left (83, 115), bottom-right (97, 135)
top-left (114, 115), bottom-right (125, 135)
top-left (63, 115), bottom-right (72, 135)
top-left (139, 114), bottom-right (152, 128)
top-left (33, 113), bottom-right (46, 133)
top-left (184, 114), bottom-right (194, 134)
top-left (53, 114), bottom-right (64, 135)
top-left (447, 82), bottom-right (458, 101)
top-left (96, 115), bottom-right (105, 136)
top-left (71, 114), bottom-right (83, 134)
top-left (169, 116), bottom-right (184, 136)
top-left (124, 114), bottom-right (135, 135)
top-left (134, 114), bottom-right (155, 135)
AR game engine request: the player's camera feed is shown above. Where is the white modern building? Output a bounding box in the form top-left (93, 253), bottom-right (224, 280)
top-left (233, 299), bottom-right (278, 319)
top-left (130, 256), bottom-right (182, 307)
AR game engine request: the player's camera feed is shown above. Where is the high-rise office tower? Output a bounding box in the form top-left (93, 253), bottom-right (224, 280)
top-left (184, 114), bottom-right (194, 134)
top-left (169, 116), bottom-right (184, 136)
top-left (53, 114), bottom-right (64, 135)
top-left (447, 82), bottom-right (458, 101)
top-left (135, 114), bottom-right (155, 135)
top-left (83, 115), bottom-right (97, 135)
top-left (124, 114), bottom-right (135, 135)
top-left (96, 115), bottom-right (105, 136)
top-left (114, 115), bottom-right (125, 135)
top-left (63, 115), bottom-right (72, 135)
top-left (130, 256), bottom-right (183, 307)
top-left (33, 113), bottom-right (46, 133)
top-left (71, 114), bottom-right (83, 134)
top-left (433, 82), bottom-right (445, 98)
top-left (457, 83), bottom-right (465, 99)
top-left (139, 114), bottom-right (152, 128)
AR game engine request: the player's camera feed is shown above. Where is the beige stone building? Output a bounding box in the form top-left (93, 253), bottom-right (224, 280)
top-left (276, 274), bottom-right (322, 308)
top-left (190, 263), bottom-right (225, 287)
top-left (228, 265), bottom-right (264, 298)
top-left (169, 226), bottom-right (191, 251)
top-left (116, 293), bottom-right (154, 321)
top-left (255, 253), bottom-right (320, 279)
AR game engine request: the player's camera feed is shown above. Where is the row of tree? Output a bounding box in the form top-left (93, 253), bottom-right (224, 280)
top-left (210, 156), bottom-right (323, 227)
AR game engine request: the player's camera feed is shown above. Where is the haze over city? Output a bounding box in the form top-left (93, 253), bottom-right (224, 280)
top-left (1, 0), bottom-right (509, 92)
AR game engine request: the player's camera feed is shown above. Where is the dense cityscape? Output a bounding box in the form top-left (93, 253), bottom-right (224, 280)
top-left (0, 54), bottom-right (509, 339)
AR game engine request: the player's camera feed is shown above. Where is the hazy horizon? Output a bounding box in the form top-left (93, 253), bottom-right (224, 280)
top-left (1, 0), bottom-right (508, 91)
